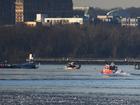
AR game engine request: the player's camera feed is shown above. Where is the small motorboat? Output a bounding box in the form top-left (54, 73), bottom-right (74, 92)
top-left (65, 62), bottom-right (81, 70)
top-left (13, 53), bottom-right (39, 69)
top-left (101, 63), bottom-right (129, 76)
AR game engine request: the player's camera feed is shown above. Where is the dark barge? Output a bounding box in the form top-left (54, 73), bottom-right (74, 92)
top-left (0, 62), bottom-right (38, 69)
top-left (0, 54), bottom-right (38, 69)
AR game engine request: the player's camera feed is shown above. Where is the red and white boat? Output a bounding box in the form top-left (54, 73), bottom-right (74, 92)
top-left (101, 64), bottom-right (129, 76)
top-left (101, 65), bottom-right (113, 75)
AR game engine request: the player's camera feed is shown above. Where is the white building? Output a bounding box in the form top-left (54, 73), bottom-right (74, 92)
top-left (121, 18), bottom-right (139, 27)
top-left (44, 18), bottom-right (83, 25)
top-left (36, 14), bottom-right (48, 23)
top-left (97, 15), bottom-right (113, 22)
top-left (36, 14), bottom-right (83, 25)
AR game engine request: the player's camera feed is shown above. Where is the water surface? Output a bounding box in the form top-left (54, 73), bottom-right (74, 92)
top-left (0, 64), bottom-right (139, 94)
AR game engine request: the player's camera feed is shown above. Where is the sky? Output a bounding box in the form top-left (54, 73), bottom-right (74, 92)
top-left (73, 0), bottom-right (140, 9)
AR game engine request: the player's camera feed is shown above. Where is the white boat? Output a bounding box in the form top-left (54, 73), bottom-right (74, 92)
top-left (65, 62), bottom-right (81, 70)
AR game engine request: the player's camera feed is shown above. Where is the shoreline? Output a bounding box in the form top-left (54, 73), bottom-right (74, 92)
top-left (34, 58), bottom-right (140, 65)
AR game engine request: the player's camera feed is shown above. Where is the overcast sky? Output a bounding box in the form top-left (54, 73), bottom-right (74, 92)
top-left (73, 0), bottom-right (140, 9)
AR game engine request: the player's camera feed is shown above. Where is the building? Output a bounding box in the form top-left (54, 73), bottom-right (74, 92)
top-left (24, 0), bottom-right (73, 22)
top-left (36, 14), bottom-right (83, 25)
top-left (15, 0), bottom-right (24, 23)
top-left (0, 0), bottom-right (16, 25)
top-left (36, 14), bottom-right (48, 23)
top-left (73, 6), bottom-right (89, 18)
top-left (121, 18), bottom-right (140, 27)
top-left (73, 6), bottom-right (89, 11)
top-left (95, 9), bottom-right (131, 25)
top-left (24, 21), bottom-right (37, 27)
top-left (44, 18), bottom-right (83, 25)
top-left (97, 15), bottom-right (113, 23)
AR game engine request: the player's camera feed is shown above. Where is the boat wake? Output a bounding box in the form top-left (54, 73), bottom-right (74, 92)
top-left (108, 69), bottom-right (130, 77)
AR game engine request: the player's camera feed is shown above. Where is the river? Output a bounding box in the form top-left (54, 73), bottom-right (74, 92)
top-left (0, 64), bottom-right (140, 105)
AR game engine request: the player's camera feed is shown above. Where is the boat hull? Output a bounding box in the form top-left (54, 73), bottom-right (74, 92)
top-left (101, 69), bottom-right (129, 76)
top-left (64, 65), bottom-right (81, 70)
top-left (0, 63), bottom-right (38, 69)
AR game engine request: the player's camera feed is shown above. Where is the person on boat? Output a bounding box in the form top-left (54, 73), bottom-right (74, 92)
top-left (67, 62), bottom-right (76, 68)
top-left (110, 62), bottom-right (118, 73)
top-left (102, 62), bottom-right (118, 74)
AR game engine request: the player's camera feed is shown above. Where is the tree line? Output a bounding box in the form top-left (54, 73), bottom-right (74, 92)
top-left (0, 24), bottom-right (140, 63)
